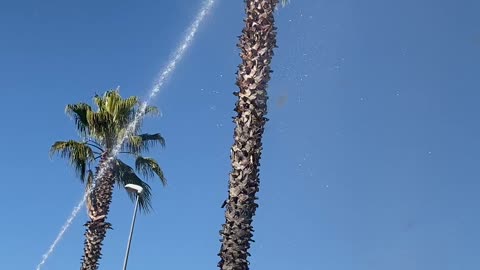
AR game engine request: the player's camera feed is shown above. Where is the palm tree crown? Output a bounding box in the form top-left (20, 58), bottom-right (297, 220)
top-left (50, 89), bottom-right (166, 270)
top-left (50, 89), bottom-right (166, 211)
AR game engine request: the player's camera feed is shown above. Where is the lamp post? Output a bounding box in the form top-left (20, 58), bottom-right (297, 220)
top-left (122, 184), bottom-right (144, 270)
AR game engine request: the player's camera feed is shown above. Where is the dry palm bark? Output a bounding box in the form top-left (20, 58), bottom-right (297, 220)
top-left (81, 156), bottom-right (115, 270)
top-left (218, 0), bottom-right (279, 270)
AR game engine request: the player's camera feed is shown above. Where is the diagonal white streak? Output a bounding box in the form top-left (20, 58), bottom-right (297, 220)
top-left (35, 197), bottom-right (85, 270)
top-left (35, 1), bottom-right (216, 269)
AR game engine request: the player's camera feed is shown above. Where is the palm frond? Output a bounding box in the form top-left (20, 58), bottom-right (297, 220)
top-left (135, 156), bottom-right (167, 186)
top-left (65, 103), bottom-right (93, 137)
top-left (113, 159), bottom-right (154, 212)
top-left (90, 90), bottom-right (145, 146)
top-left (85, 110), bottom-right (113, 146)
top-left (124, 133), bottom-right (165, 155)
top-left (109, 94), bottom-right (139, 125)
top-left (118, 96), bottom-right (139, 117)
top-left (50, 140), bottom-right (95, 181)
top-left (127, 104), bottom-right (159, 135)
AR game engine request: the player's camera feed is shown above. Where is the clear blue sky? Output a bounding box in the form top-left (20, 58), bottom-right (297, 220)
top-left (1, 0), bottom-right (479, 269)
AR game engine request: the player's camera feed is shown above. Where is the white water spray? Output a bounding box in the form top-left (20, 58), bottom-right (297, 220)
top-left (36, 1), bottom-right (216, 269)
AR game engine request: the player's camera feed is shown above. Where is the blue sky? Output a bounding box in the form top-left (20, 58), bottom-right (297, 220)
top-left (1, 0), bottom-right (479, 269)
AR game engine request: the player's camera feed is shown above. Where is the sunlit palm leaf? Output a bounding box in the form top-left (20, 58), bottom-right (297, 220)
top-left (90, 90), bottom-right (146, 145)
top-left (109, 95), bottom-right (138, 124)
top-left (50, 140), bottom-right (94, 181)
top-left (135, 156), bottom-right (167, 185)
top-left (113, 159), bottom-right (154, 212)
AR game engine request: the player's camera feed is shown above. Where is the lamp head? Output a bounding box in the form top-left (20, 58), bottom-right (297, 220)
top-left (125, 184), bottom-right (144, 194)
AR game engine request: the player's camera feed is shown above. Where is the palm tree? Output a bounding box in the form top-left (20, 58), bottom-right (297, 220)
top-left (218, 0), bottom-right (288, 269)
top-left (50, 90), bottom-right (166, 270)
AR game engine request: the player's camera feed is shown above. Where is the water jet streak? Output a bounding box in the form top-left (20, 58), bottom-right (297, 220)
top-left (35, 196), bottom-right (86, 270)
top-left (35, 1), bottom-right (216, 269)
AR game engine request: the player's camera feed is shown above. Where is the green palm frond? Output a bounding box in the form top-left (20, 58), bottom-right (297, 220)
top-left (135, 156), bottom-right (167, 185)
top-left (85, 110), bottom-right (113, 146)
top-left (50, 140), bottom-right (95, 181)
top-left (109, 95), bottom-right (138, 124)
top-left (113, 159), bottom-right (154, 212)
top-left (90, 90), bottom-right (146, 146)
top-left (124, 133), bottom-right (165, 155)
top-left (65, 103), bottom-right (93, 137)
top-left (120, 98), bottom-right (139, 127)
top-left (95, 90), bottom-right (138, 119)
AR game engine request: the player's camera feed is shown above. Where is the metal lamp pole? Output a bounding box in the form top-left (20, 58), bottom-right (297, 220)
top-left (122, 184), bottom-right (143, 270)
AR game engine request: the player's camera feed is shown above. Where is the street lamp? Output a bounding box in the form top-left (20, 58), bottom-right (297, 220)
top-left (122, 184), bottom-right (144, 270)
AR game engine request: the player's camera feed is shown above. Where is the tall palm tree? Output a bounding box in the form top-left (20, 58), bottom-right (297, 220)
top-left (218, 1), bottom-right (288, 269)
top-left (50, 90), bottom-right (166, 270)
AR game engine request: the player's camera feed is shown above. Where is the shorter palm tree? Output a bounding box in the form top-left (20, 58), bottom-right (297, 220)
top-left (50, 89), bottom-right (166, 270)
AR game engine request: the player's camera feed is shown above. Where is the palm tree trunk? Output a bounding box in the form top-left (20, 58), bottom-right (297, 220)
top-left (81, 154), bottom-right (115, 270)
top-left (218, 1), bottom-right (278, 270)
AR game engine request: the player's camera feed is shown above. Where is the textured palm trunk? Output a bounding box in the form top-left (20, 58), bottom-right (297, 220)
top-left (218, 1), bottom-right (278, 270)
top-left (80, 154), bottom-right (115, 270)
